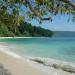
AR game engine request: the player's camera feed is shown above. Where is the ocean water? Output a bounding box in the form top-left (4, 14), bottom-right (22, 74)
top-left (0, 37), bottom-right (75, 63)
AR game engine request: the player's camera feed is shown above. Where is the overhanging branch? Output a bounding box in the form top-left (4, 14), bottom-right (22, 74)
top-left (24, 0), bottom-right (75, 21)
top-left (24, 0), bottom-right (51, 21)
top-left (1, 0), bottom-right (75, 21)
top-left (61, 0), bottom-right (75, 10)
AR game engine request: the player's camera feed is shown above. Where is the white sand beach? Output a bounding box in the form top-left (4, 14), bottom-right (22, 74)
top-left (0, 45), bottom-right (75, 75)
top-left (0, 52), bottom-right (48, 75)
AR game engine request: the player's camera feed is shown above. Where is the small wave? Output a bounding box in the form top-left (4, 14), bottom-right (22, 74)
top-left (28, 57), bottom-right (75, 73)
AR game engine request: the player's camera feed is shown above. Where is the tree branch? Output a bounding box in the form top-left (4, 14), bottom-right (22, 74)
top-left (61, 0), bottom-right (75, 10)
top-left (24, 0), bottom-right (75, 21)
top-left (24, 0), bottom-right (51, 21)
top-left (25, 0), bottom-right (42, 19)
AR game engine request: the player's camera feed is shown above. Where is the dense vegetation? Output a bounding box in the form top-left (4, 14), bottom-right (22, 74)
top-left (0, 0), bottom-right (75, 37)
top-left (0, 22), bottom-right (53, 37)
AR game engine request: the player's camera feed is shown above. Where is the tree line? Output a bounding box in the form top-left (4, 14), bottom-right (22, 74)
top-left (0, 22), bottom-right (53, 37)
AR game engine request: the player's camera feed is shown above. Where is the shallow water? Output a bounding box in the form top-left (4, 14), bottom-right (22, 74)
top-left (0, 37), bottom-right (75, 63)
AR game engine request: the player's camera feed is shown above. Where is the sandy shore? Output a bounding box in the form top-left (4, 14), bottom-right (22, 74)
top-left (0, 52), bottom-right (48, 75)
top-left (0, 44), bottom-right (75, 75)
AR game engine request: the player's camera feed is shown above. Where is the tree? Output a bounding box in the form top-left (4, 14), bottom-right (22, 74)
top-left (18, 22), bottom-right (53, 37)
top-left (0, 0), bottom-right (75, 25)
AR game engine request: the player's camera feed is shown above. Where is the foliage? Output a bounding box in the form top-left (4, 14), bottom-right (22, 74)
top-left (0, 0), bottom-right (75, 25)
top-left (0, 23), bottom-right (15, 36)
top-left (0, 21), bottom-right (53, 37)
top-left (18, 22), bottom-right (53, 37)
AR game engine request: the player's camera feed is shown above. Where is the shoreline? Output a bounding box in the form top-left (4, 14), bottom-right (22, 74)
top-left (0, 50), bottom-right (48, 75)
top-left (0, 44), bottom-right (75, 75)
top-left (28, 57), bottom-right (75, 73)
top-left (0, 37), bottom-right (50, 39)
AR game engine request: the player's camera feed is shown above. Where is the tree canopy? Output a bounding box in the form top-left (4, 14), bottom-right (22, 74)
top-left (0, 21), bottom-right (53, 37)
top-left (0, 0), bottom-right (75, 25)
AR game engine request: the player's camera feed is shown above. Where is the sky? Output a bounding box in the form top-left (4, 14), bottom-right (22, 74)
top-left (28, 14), bottom-right (75, 31)
top-left (20, 1), bottom-right (75, 31)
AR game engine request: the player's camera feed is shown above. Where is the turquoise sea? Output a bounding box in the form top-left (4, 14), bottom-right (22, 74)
top-left (0, 37), bottom-right (75, 63)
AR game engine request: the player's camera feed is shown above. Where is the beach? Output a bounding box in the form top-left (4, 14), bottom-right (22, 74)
top-left (0, 43), bottom-right (48, 75)
top-left (0, 37), bottom-right (75, 75)
top-left (0, 51), bottom-right (48, 75)
top-left (0, 46), bottom-right (75, 75)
